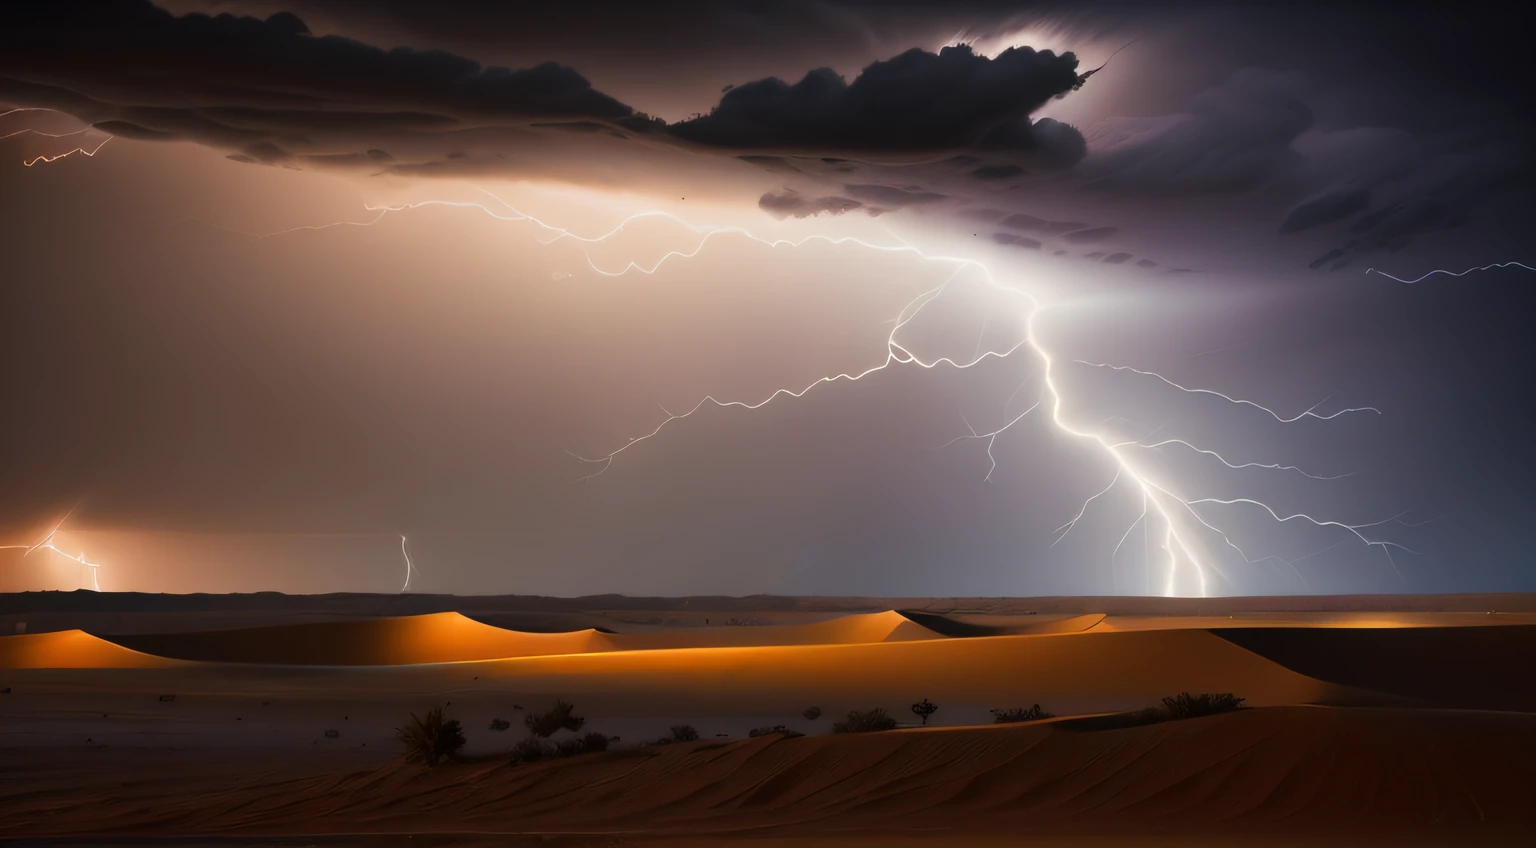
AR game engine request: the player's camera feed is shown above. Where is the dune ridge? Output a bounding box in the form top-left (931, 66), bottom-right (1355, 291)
top-left (0, 629), bottom-right (180, 669)
top-left (95, 610), bottom-right (947, 666)
top-left (103, 612), bottom-right (610, 666)
top-left (3, 707), bottom-right (1531, 840)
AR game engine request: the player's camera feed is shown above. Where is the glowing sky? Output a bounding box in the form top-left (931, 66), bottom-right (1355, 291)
top-left (1, 1), bottom-right (1533, 596)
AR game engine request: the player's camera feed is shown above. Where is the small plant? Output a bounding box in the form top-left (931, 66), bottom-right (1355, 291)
top-left (910, 698), bottom-right (939, 726)
top-left (511, 736), bottom-right (552, 763)
top-left (488, 718), bottom-right (511, 732)
top-left (669, 724), bottom-right (699, 743)
top-left (802, 706), bottom-right (822, 721)
top-left (1161, 692), bottom-right (1245, 720)
top-left (524, 699), bottom-right (586, 738)
top-left (395, 706), bottom-right (466, 766)
top-left (991, 704), bottom-right (1054, 724)
top-left (832, 708), bottom-right (897, 734)
top-left (749, 725), bottom-right (803, 738)
top-left (577, 731), bottom-right (610, 753)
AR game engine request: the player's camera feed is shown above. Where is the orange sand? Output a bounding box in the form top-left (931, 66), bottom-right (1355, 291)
top-left (0, 629), bottom-right (179, 669)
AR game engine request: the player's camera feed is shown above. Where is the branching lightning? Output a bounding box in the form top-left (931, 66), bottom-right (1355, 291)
top-left (15, 143), bottom-right (1407, 595)
top-left (1, 508), bottom-right (106, 591)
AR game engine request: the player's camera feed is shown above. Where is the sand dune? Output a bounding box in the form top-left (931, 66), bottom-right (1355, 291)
top-left (105, 611), bottom-right (610, 665)
top-left (0, 629), bottom-right (179, 669)
top-left (3, 707), bottom-right (1531, 841)
top-left (1218, 625), bottom-right (1536, 711)
top-left (96, 610), bottom-right (946, 666)
top-left (458, 627), bottom-right (1356, 716)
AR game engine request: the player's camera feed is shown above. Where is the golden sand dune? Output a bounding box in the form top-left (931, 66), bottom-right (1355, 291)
top-left (4, 707), bottom-right (1531, 840)
top-left (467, 627), bottom-right (1355, 712)
top-left (99, 610), bottom-right (946, 666)
top-left (105, 611), bottom-right (609, 666)
top-left (0, 629), bottom-right (179, 669)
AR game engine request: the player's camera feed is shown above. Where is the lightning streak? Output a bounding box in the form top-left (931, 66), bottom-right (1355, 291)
top-left (1366, 261), bottom-right (1534, 284)
top-left (184, 191), bottom-right (1404, 596)
top-left (6, 508), bottom-right (106, 591)
top-left (399, 535), bottom-right (417, 593)
top-left (0, 110), bottom-right (113, 167)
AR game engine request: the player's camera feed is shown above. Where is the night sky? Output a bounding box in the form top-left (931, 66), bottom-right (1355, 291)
top-left (2, 0), bottom-right (1533, 597)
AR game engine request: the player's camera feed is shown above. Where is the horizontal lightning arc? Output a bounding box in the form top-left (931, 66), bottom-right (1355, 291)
top-left (1366, 261), bottom-right (1534, 284)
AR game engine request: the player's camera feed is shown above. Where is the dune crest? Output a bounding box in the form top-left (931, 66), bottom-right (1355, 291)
top-left (0, 629), bottom-right (179, 669)
top-left (107, 612), bottom-right (608, 666)
top-left (99, 610), bottom-right (946, 666)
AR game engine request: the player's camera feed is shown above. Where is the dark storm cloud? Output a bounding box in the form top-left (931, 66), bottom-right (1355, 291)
top-left (0, 2), bottom-right (633, 122)
top-left (669, 44), bottom-right (1083, 152)
top-left (757, 190), bottom-right (864, 219)
top-left (1080, 69), bottom-right (1312, 195)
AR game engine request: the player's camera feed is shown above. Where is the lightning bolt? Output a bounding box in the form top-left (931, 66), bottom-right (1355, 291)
top-left (1366, 261), bottom-right (1534, 284)
top-left (1, 109), bottom-right (113, 166)
top-left (168, 191), bottom-right (1408, 597)
top-left (3, 507), bottom-right (106, 590)
top-left (399, 535), bottom-right (417, 593)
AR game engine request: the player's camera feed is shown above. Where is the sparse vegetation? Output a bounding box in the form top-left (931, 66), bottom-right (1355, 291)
top-left (488, 718), bottom-right (511, 732)
top-left (1054, 693), bottom-right (1246, 732)
top-left (910, 698), bottom-right (939, 726)
top-left (510, 736), bottom-right (553, 763)
top-left (832, 708), bottom-right (898, 734)
top-left (1161, 692), bottom-right (1245, 719)
top-left (991, 704), bottom-right (1054, 723)
top-left (524, 699), bottom-right (586, 738)
top-left (802, 706), bottom-right (822, 721)
top-left (748, 725), bottom-right (804, 738)
top-left (395, 706), bottom-right (466, 766)
top-left (668, 724), bottom-right (699, 743)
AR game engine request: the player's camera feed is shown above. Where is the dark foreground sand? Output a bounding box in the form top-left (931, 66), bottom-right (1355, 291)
top-left (2, 593), bottom-right (1534, 846)
top-left (3, 707), bottom-right (1534, 846)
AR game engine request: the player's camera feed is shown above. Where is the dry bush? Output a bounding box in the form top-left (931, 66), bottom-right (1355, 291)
top-left (395, 706), bottom-right (466, 766)
top-left (524, 699), bottom-right (586, 738)
top-left (991, 704), bottom-right (1054, 723)
top-left (832, 708), bottom-right (897, 734)
top-left (1161, 692), bottom-right (1245, 719)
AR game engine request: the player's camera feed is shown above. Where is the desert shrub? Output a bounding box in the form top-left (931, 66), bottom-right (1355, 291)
top-left (832, 708), bottom-right (897, 734)
top-left (749, 725), bottom-right (803, 738)
top-left (524, 699), bottom-right (586, 738)
top-left (396, 706), bottom-right (466, 766)
top-left (1161, 692), bottom-right (1245, 720)
top-left (669, 724), bottom-right (699, 743)
top-left (555, 737), bottom-right (586, 757)
top-left (578, 731), bottom-right (610, 753)
top-left (488, 718), bottom-right (511, 732)
top-left (511, 736), bottom-right (553, 763)
top-left (910, 698), bottom-right (939, 725)
top-left (802, 706), bottom-right (822, 721)
top-left (991, 704), bottom-right (1054, 723)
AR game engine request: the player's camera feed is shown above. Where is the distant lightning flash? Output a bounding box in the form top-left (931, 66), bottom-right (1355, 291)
top-left (171, 188), bottom-right (1405, 596)
top-left (399, 535), bottom-right (417, 593)
top-left (4, 508), bottom-right (106, 591)
top-left (1366, 260), bottom-right (1534, 284)
top-left (1, 109), bottom-right (113, 166)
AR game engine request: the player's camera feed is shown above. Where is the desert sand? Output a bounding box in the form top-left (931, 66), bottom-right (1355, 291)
top-left (2, 592), bottom-right (1533, 846)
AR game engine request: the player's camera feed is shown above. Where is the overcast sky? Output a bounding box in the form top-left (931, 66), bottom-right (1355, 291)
top-left (2, 0), bottom-right (1532, 597)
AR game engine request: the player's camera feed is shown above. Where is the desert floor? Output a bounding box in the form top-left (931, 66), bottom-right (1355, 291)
top-left (2, 592), bottom-right (1534, 846)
